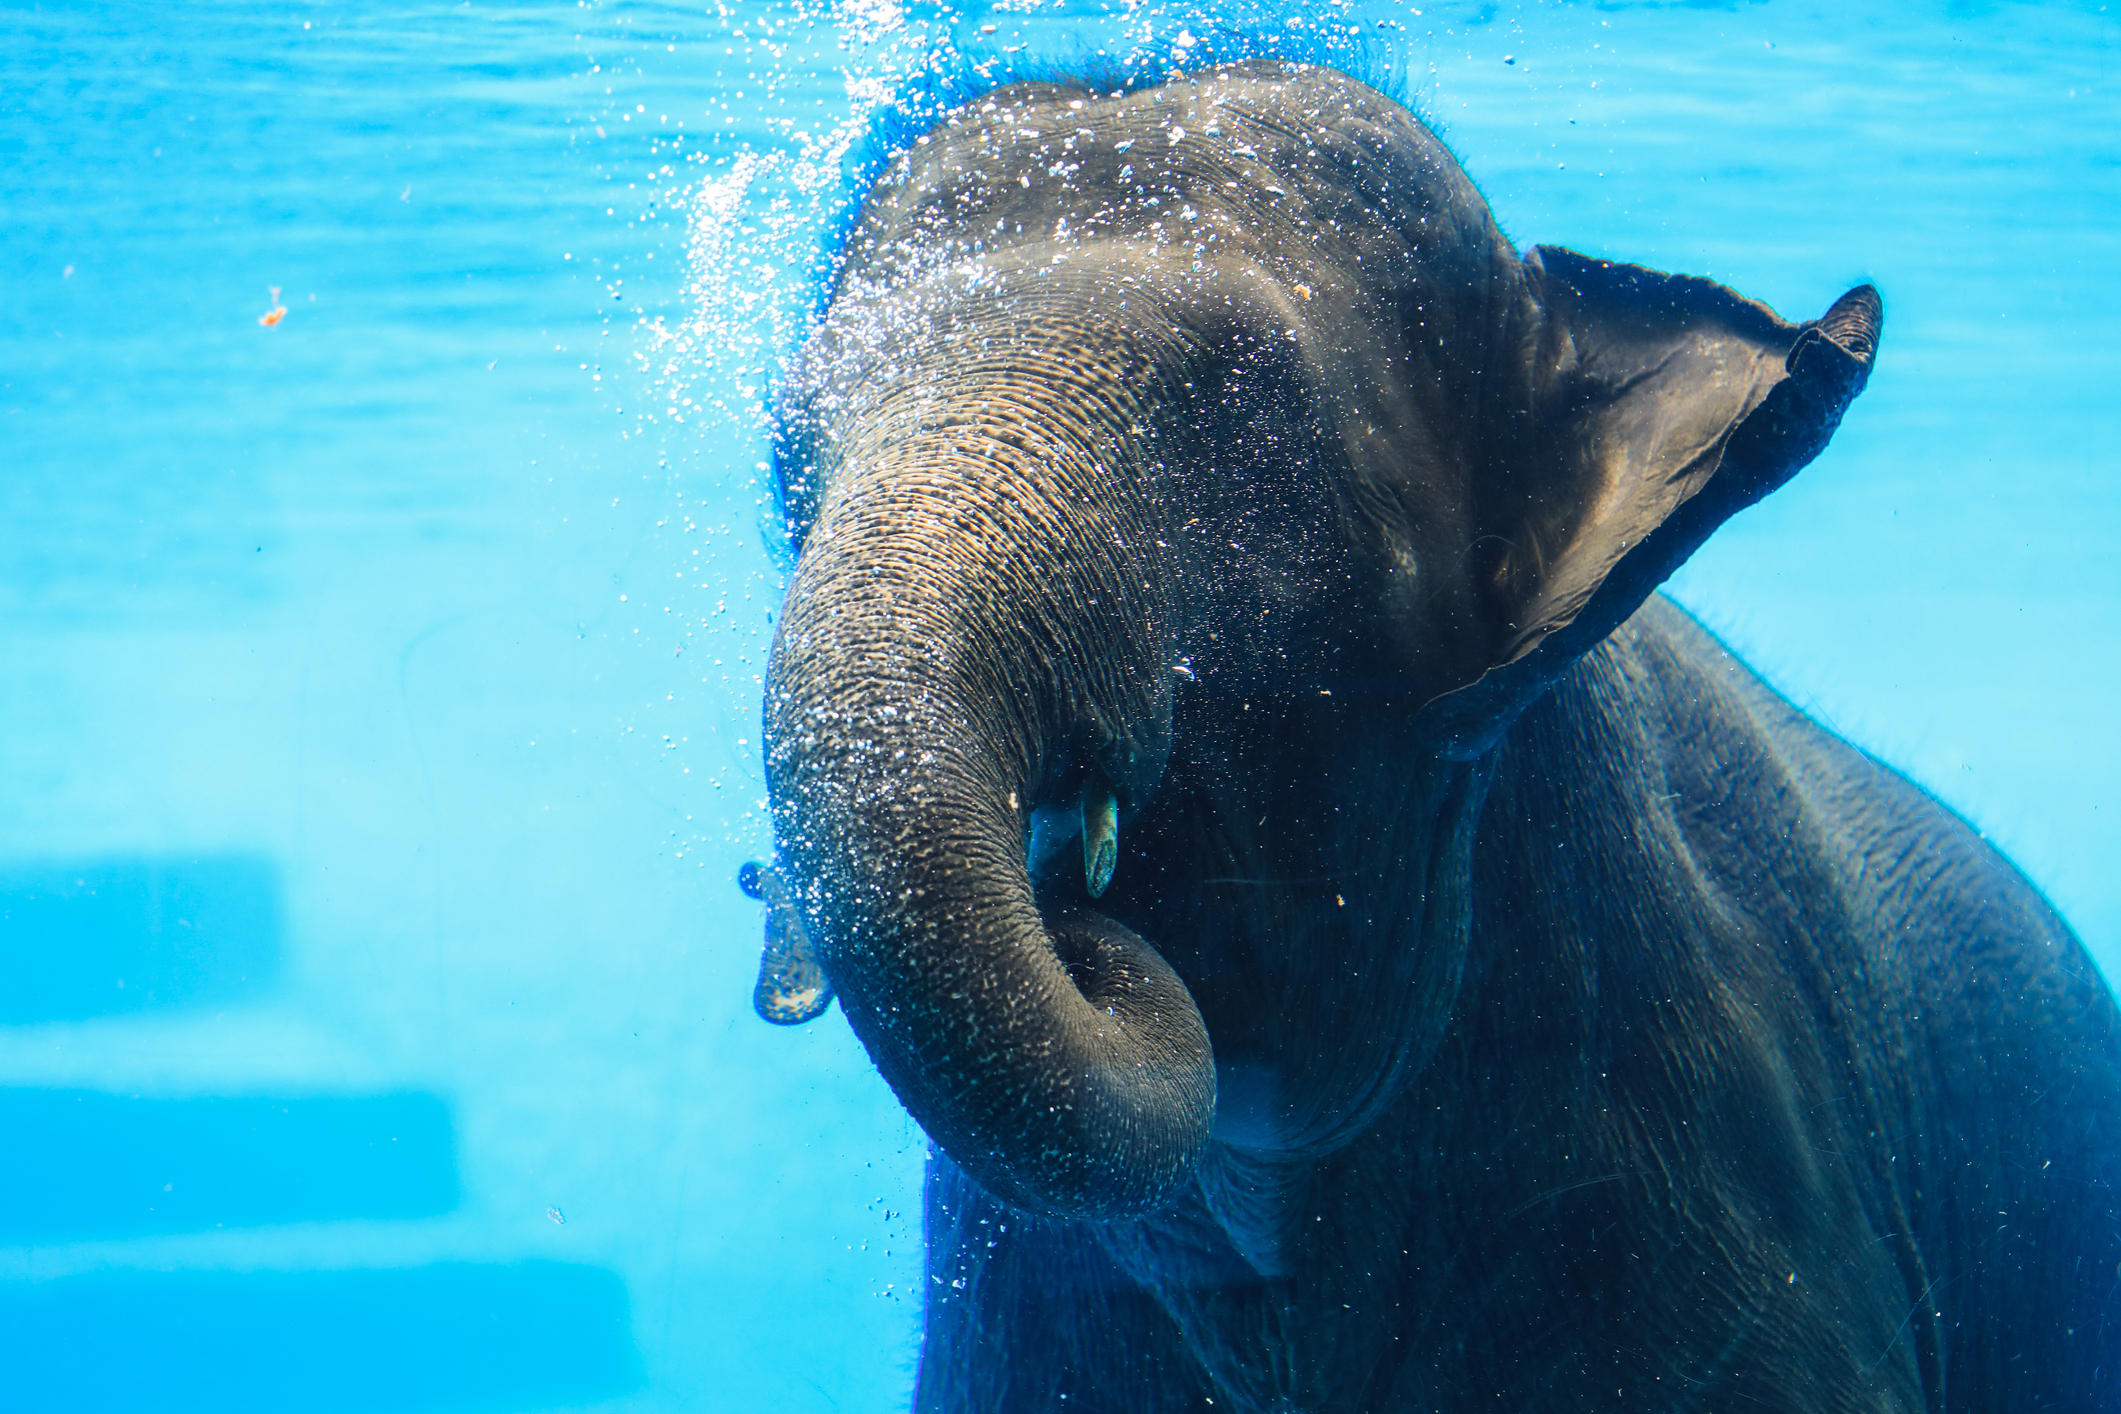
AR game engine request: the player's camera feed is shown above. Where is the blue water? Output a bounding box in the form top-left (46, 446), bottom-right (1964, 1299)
top-left (2, 1), bottom-right (2115, 1409)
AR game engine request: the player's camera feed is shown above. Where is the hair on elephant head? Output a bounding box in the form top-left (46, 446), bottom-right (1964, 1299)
top-left (738, 60), bottom-right (2121, 1414)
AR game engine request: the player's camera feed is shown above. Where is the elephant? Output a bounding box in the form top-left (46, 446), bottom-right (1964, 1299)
top-left (741, 61), bottom-right (2121, 1412)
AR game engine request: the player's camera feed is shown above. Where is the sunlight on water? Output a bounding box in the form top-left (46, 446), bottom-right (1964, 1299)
top-left (2, 0), bottom-right (2116, 1409)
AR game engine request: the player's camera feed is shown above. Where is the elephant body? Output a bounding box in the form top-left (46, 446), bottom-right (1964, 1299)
top-left (922, 596), bottom-right (2121, 1411)
top-left (758, 61), bottom-right (2121, 1411)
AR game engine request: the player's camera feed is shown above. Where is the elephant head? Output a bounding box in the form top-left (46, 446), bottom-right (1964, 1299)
top-left (754, 63), bottom-right (1879, 1220)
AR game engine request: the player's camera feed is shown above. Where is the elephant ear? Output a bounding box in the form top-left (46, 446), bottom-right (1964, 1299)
top-left (1414, 246), bottom-right (1882, 758)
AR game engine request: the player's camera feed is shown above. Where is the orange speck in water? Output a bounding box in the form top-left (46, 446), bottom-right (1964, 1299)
top-left (259, 286), bottom-right (287, 327)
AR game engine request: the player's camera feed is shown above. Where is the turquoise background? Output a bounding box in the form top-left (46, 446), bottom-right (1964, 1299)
top-left (2, 1), bottom-right (2115, 1408)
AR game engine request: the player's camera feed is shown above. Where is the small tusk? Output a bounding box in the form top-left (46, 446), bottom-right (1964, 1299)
top-left (1081, 773), bottom-right (1119, 899)
top-left (739, 860), bottom-right (834, 1025)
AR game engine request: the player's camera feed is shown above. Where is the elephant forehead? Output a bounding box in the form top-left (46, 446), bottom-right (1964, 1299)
top-left (776, 64), bottom-right (1532, 565)
top-left (841, 62), bottom-right (1506, 304)
top-left (804, 65), bottom-right (1527, 459)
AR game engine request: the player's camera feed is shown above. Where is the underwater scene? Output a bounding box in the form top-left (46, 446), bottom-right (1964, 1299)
top-left (4, 0), bottom-right (2118, 1409)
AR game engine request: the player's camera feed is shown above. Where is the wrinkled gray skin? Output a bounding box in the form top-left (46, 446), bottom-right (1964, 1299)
top-left (761, 63), bottom-right (2121, 1412)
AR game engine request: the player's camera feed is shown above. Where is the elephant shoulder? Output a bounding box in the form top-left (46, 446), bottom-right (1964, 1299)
top-left (1644, 604), bottom-right (2094, 967)
top-left (1628, 603), bottom-right (2121, 1407)
top-left (1603, 596), bottom-right (2121, 1120)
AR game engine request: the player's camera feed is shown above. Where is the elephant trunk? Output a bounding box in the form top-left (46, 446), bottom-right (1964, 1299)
top-left (764, 421), bottom-right (1215, 1220)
